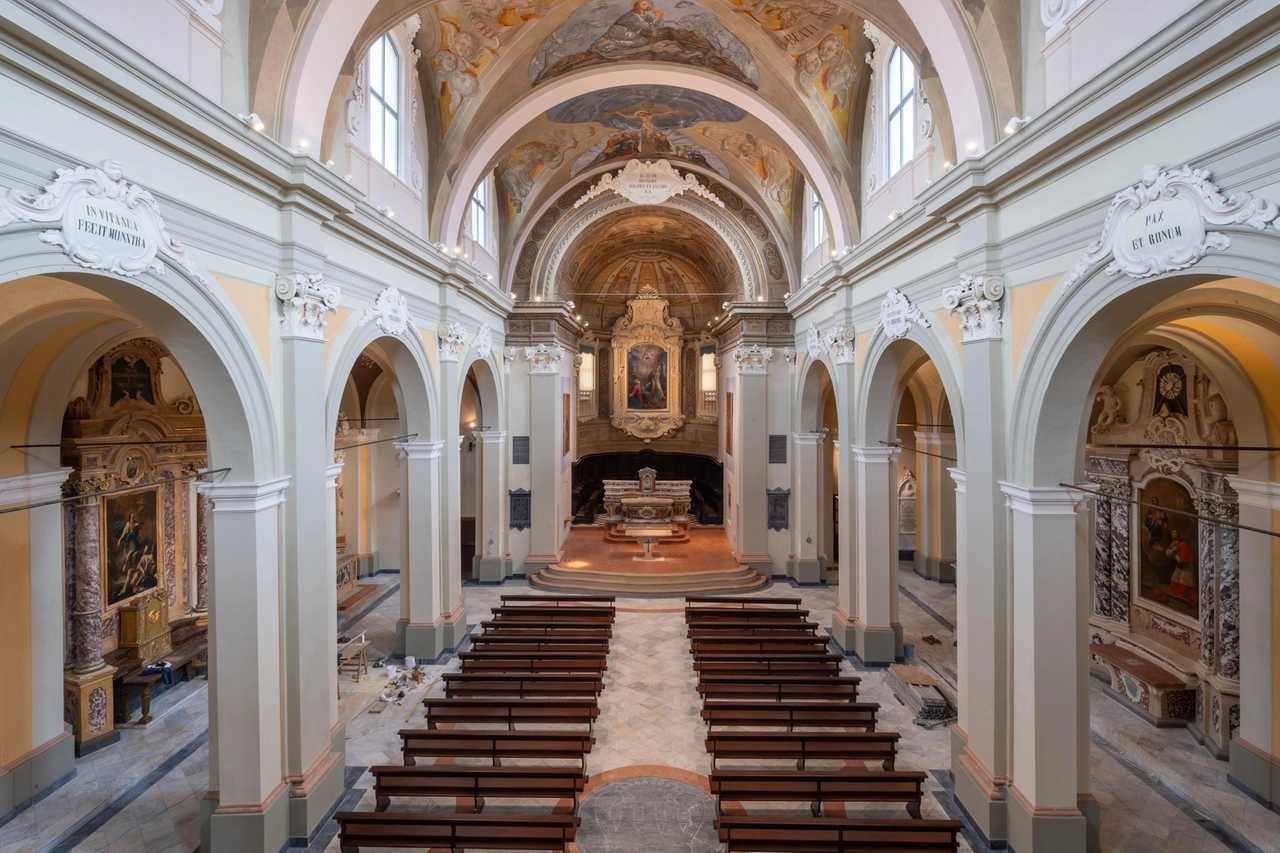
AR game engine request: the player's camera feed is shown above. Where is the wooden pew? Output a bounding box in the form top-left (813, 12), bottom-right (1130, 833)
top-left (709, 769), bottom-right (927, 817)
top-left (716, 816), bottom-right (961, 852)
top-left (698, 675), bottom-right (859, 701)
top-left (705, 730), bottom-right (900, 771)
top-left (478, 622), bottom-right (613, 639)
top-left (685, 596), bottom-right (803, 609)
top-left (399, 729), bottom-right (593, 770)
top-left (469, 638), bottom-right (610, 655)
top-left (687, 608), bottom-right (810, 623)
top-left (443, 673), bottom-right (603, 698)
top-left (687, 621), bottom-right (821, 636)
top-left (501, 594), bottom-right (616, 605)
top-left (693, 655), bottom-right (844, 676)
top-left (702, 700), bottom-right (878, 731)
top-left (423, 697), bottom-right (599, 733)
top-left (458, 652), bottom-right (607, 674)
top-left (490, 605), bottom-right (615, 620)
top-left (369, 765), bottom-right (586, 812)
top-left (335, 811), bottom-right (577, 853)
top-left (691, 637), bottom-right (832, 655)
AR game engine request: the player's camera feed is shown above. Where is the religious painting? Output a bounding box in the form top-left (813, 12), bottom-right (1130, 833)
top-left (563, 393), bottom-right (572, 455)
top-left (626, 344), bottom-right (669, 410)
top-left (102, 489), bottom-right (162, 608)
top-left (725, 391), bottom-right (734, 456)
top-left (530, 0), bottom-right (759, 88)
top-left (1137, 477), bottom-right (1199, 619)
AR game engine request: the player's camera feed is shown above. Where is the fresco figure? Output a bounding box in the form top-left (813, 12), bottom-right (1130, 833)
top-left (595, 1), bottom-right (664, 51)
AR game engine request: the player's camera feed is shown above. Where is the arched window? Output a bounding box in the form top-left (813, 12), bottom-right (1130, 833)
top-left (887, 47), bottom-right (915, 177)
top-left (368, 34), bottom-right (400, 174)
top-left (469, 178), bottom-right (490, 253)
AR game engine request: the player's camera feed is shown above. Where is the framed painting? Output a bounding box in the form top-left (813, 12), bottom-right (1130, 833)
top-left (725, 391), bottom-right (734, 456)
top-left (626, 343), bottom-right (669, 411)
top-left (102, 488), bottom-right (162, 609)
top-left (1136, 477), bottom-right (1199, 619)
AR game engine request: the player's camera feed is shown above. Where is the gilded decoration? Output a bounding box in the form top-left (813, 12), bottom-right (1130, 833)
top-left (609, 288), bottom-right (685, 440)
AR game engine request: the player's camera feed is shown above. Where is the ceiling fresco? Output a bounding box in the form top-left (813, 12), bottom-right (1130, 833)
top-left (528, 0), bottom-right (760, 89)
top-left (548, 85), bottom-right (744, 178)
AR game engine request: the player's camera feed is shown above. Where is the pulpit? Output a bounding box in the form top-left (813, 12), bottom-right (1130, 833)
top-left (603, 467), bottom-right (692, 543)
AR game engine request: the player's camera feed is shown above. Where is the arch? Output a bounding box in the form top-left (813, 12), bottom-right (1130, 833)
top-left (0, 234), bottom-right (276, 482)
top-left (798, 353), bottom-right (838, 432)
top-left (1011, 231), bottom-right (1280, 487)
top-left (857, 323), bottom-right (966, 464)
top-left (325, 313), bottom-right (437, 456)
top-left (459, 351), bottom-right (502, 433)
top-left (438, 64), bottom-right (854, 248)
top-left (532, 190), bottom-right (768, 303)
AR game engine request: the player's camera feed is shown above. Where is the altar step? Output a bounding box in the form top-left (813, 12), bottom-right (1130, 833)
top-left (529, 565), bottom-right (767, 596)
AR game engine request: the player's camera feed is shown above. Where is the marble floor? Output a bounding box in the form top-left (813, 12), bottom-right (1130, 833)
top-left (4, 565), bottom-right (1277, 853)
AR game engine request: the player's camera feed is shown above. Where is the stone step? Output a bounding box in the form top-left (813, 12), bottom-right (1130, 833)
top-left (529, 566), bottom-right (767, 595)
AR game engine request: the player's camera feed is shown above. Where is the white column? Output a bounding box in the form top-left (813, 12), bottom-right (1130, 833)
top-left (1002, 483), bottom-right (1089, 850)
top-left (852, 444), bottom-right (901, 663)
top-left (950, 469), bottom-right (968, 732)
top-left (398, 442), bottom-right (443, 659)
top-left (791, 432), bottom-right (825, 584)
top-left (323, 462), bottom-right (342, 726)
top-left (475, 430), bottom-right (509, 582)
top-left (438, 354), bottom-right (466, 638)
top-left (202, 477), bottom-right (290, 850)
top-left (1227, 477), bottom-right (1278, 807)
top-left (734, 346), bottom-right (771, 567)
top-left (829, 353), bottom-right (858, 651)
top-left (525, 345), bottom-right (565, 567)
top-left (914, 430), bottom-right (957, 581)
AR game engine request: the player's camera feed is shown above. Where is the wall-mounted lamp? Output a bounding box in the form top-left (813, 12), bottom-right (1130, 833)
top-left (377, 206), bottom-right (395, 218)
top-left (236, 112), bottom-right (265, 132)
top-left (1004, 116), bottom-right (1031, 135)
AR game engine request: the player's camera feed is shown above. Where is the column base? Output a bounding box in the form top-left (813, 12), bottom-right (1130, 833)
top-left (524, 551), bottom-right (564, 571)
top-left (829, 610), bottom-right (899, 666)
top-left (64, 667), bottom-right (118, 755)
top-left (1006, 785), bottom-right (1087, 853)
top-left (400, 602), bottom-right (469, 663)
top-left (952, 735), bottom-right (1008, 847)
top-left (0, 732), bottom-right (75, 820)
top-left (287, 744), bottom-right (346, 845)
top-left (788, 558), bottom-right (823, 585)
top-left (205, 781), bottom-right (290, 853)
top-left (476, 555), bottom-right (512, 583)
top-left (1228, 738), bottom-right (1279, 811)
top-left (913, 553), bottom-right (956, 583)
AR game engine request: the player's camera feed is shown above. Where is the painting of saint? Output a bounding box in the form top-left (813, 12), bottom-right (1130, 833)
top-left (1137, 477), bottom-right (1199, 618)
top-left (103, 489), bottom-right (161, 607)
top-left (530, 0), bottom-right (759, 88)
top-left (626, 344), bottom-right (668, 410)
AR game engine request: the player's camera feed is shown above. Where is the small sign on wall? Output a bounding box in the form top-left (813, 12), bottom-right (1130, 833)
top-left (512, 436), bottom-right (530, 464)
top-left (768, 435), bottom-right (787, 464)
top-left (767, 488), bottom-right (790, 532)
top-left (509, 488), bottom-right (531, 531)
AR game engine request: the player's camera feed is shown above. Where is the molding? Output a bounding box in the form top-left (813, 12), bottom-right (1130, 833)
top-left (943, 274), bottom-right (1005, 341)
top-left (574, 159), bottom-right (724, 208)
top-left (1000, 482), bottom-right (1084, 515)
top-left (358, 286), bottom-right (413, 337)
top-left (198, 477), bottom-right (291, 512)
top-left (851, 444), bottom-right (900, 464)
top-left (324, 462), bottom-right (342, 489)
top-left (948, 467), bottom-right (966, 491)
top-left (792, 432), bottom-right (825, 446)
top-left (398, 441), bottom-right (444, 461)
top-left (782, 347), bottom-right (797, 373)
top-left (502, 346), bottom-right (517, 374)
top-left (1226, 475), bottom-right (1280, 508)
top-left (875, 288), bottom-right (930, 340)
top-left (275, 272), bottom-right (339, 340)
top-left (824, 325), bottom-right (856, 364)
top-left (0, 468), bottom-right (72, 506)
top-left (475, 430), bottom-right (506, 444)
top-left (1061, 164), bottom-right (1279, 291)
top-left (0, 159), bottom-right (212, 286)
top-left (437, 321), bottom-right (467, 362)
top-left (523, 344), bottom-right (564, 374)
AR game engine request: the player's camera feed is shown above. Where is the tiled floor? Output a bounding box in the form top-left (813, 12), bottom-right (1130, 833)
top-left (6, 564), bottom-right (1278, 852)
top-left (557, 527), bottom-right (747, 574)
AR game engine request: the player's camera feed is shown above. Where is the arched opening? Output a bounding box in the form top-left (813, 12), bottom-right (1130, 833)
top-left (462, 354), bottom-right (506, 583)
top-left (797, 356), bottom-right (840, 585)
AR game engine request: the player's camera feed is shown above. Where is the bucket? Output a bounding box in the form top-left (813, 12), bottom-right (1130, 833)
top-left (903, 643), bottom-right (914, 659)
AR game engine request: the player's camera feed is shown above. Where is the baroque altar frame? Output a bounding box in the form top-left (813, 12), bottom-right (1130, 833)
top-left (609, 288), bottom-right (686, 440)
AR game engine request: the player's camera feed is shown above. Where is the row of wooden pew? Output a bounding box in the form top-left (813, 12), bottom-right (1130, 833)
top-left (334, 594), bottom-right (618, 852)
top-left (687, 594), bottom-right (964, 852)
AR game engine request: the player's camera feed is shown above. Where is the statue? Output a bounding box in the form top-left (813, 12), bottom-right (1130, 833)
top-left (1091, 385), bottom-right (1127, 434)
top-left (1195, 392), bottom-right (1237, 446)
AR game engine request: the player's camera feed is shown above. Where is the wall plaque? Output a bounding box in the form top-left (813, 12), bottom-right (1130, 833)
top-left (876, 288), bottom-right (930, 340)
top-left (512, 436), bottom-right (530, 464)
top-left (766, 487), bottom-right (790, 532)
top-left (509, 488), bottom-right (531, 531)
top-left (768, 435), bottom-right (788, 464)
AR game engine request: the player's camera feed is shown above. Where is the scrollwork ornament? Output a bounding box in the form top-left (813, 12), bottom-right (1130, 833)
top-left (358, 286), bottom-right (413, 337)
top-left (276, 272), bottom-right (340, 339)
top-left (734, 345), bottom-right (773, 375)
top-left (437, 321), bottom-right (467, 362)
top-left (805, 323), bottom-right (823, 360)
top-left (472, 324), bottom-right (494, 361)
top-left (942, 274), bottom-right (1005, 341)
top-left (524, 344), bottom-right (564, 374)
top-left (822, 325), bottom-right (855, 364)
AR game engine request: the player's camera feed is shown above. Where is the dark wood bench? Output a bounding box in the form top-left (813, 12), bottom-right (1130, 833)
top-left (400, 729), bottom-right (593, 770)
top-left (686, 596), bottom-right (803, 609)
top-left (369, 765), bottom-right (586, 812)
top-left (702, 701), bottom-right (878, 731)
top-left (478, 622), bottom-right (613, 639)
top-left (688, 621), bottom-right (822, 636)
top-left (687, 608), bottom-right (810, 623)
top-left (691, 637), bottom-right (832, 655)
top-left (459, 652), bottom-right (607, 674)
top-left (443, 673), bottom-right (603, 698)
top-left (705, 730), bottom-right (900, 770)
top-left (698, 675), bottom-right (860, 701)
top-left (716, 816), bottom-right (961, 852)
top-left (335, 811), bottom-right (577, 853)
top-left (117, 640), bottom-right (207, 725)
top-left (502, 594), bottom-right (616, 605)
top-left (423, 698), bottom-right (599, 733)
top-left (694, 655), bottom-right (844, 676)
top-left (469, 637), bottom-right (610, 654)
top-left (709, 769), bottom-right (927, 817)
top-left (490, 605), bottom-right (616, 620)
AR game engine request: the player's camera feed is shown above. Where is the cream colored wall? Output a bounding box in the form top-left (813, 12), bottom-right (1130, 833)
top-left (215, 276), bottom-right (274, 377)
top-left (1009, 277), bottom-right (1059, 377)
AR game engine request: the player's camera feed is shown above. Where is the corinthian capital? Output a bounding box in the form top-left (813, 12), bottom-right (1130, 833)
top-left (524, 344), bottom-right (564, 374)
top-left (942, 274), bottom-right (1005, 342)
top-left (437, 321), bottom-right (467, 362)
top-left (275, 272), bottom-right (339, 340)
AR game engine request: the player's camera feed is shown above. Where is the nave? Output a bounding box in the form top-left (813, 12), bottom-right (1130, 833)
top-left (6, 574), bottom-right (1275, 853)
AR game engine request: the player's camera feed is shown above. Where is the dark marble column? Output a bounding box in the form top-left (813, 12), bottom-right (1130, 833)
top-left (195, 492), bottom-right (210, 612)
top-left (1091, 483), bottom-right (1112, 618)
top-left (70, 495), bottom-right (105, 674)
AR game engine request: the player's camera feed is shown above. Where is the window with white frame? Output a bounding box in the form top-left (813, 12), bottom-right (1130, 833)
top-left (699, 347), bottom-right (718, 416)
top-left (887, 47), bottom-right (915, 178)
top-left (578, 346), bottom-right (596, 417)
top-left (809, 186), bottom-right (826, 252)
top-left (368, 33), bottom-right (400, 175)
top-left (469, 178), bottom-right (491, 253)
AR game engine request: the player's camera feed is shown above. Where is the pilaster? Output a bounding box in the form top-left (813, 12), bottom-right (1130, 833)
top-left (437, 325), bottom-right (468, 648)
top-left (850, 444), bottom-right (902, 664)
top-left (474, 430), bottom-right (511, 582)
top-left (790, 431), bottom-right (825, 584)
top-left (733, 345), bottom-right (772, 568)
top-left (913, 431), bottom-right (957, 582)
top-left (828, 348), bottom-right (858, 652)
top-left (524, 344), bottom-right (566, 568)
top-left (397, 442), bottom-right (445, 660)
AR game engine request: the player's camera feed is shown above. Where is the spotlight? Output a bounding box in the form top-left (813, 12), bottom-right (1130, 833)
top-left (378, 206), bottom-right (394, 218)
top-left (714, 315), bottom-right (720, 321)
top-left (454, 246), bottom-right (462, 256)
top-left (484, 273), bottom-right (493, 281)
top-left (943, 161), bottom-right (953, 170)
top-left (1004, 116), bottom-right (1031, 135)
top-left (575, 314), bottom-right (582, 321)
top-left (966, 141), bottom-right (977, 153)
top-left (236, 112), bottom-right (265, 132)
top-left (721, 301), bottom-right (731, 310)
top-left (830, 249), bottom-right (838, 258)
top-left (584, 321), bottom-right (589, 327)
top-left (509, 291), bottom-right (517, 299)
top-left (297, 138), bottom-right (310, 150)
top-left (325, 159), bottom-right (334, 168)
top-left (756, 295), bottom-right (765, 302)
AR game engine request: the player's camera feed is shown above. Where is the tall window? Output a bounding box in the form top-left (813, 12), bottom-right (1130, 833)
top-left (810, 188), bottom-right (826, 252)
top-left (368, 34), bottom-right (400, 174)
top-left (887, 47), bottom-right (916, 177)
top-left (469, 179), bottom-right (490, 252)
